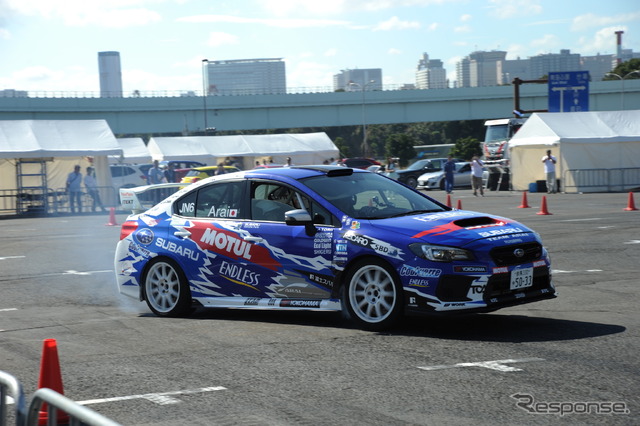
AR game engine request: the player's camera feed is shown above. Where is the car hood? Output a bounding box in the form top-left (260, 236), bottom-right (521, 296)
top-left (367, 210), bottom-right (533, 247)
top-left (417, 170), bottom-right (444, 179)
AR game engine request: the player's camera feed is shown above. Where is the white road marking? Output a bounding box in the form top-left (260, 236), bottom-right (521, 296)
top-left (552, 269), bottom-right (603, 274)
top-left (559, 218), bottom-right (603, 222)
top-left (76, 386), bottom-right (227, 406)
top-left (63, 270), bottom-right (112, 276)
top-left (0, 256), bottom-right (26, 260)
top-left (418, 357), bottom-right (544, 372)
top-left (624, 240), bottom-right (640, 244)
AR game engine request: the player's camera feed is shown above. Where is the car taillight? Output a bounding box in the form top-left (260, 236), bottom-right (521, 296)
top-left (119, 220), bottom-right (138, 240)
top-left (192, 177), bottom-right (200, 182)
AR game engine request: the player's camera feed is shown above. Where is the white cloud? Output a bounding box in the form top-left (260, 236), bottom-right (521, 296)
top-left (287, 60), bottom-right (335, 88)
top-left (530, 34), bottom-right (560, 50)
top-left (373, 16), bottom-right (420, 31)
top-left (578, 26), bottom-right (628, 55)
top-left (206, 32), bottom-right (239, 47)
top-left (454, 25), bottom-right (471, 33)
top-left (488, 0), bottom-right (542, 20)
top-left (428, 22), bottom-right (438, 31)
top-left (178, 14), bottom-right (351, 29)
top-left (572, 12), bottom-right (640, 32)
top-left (460, 14), bottom-right (471, 22)
top-left (388, 48), bottom-right (402, 55)
top-left (4, 0), bottom-right (162, 27)
top-left (324, 48), bottom-right (338, 57)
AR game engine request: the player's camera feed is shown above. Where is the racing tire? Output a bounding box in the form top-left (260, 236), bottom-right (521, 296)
top-left (143, 258), bottom-right (192, 317)
top-left (405, 177), bottom-right (418, 188)
top-left (342, 259), bottom-right (403, 331)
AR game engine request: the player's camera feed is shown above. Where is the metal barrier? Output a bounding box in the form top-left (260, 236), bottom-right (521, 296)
top-left (27, 388), bottom-right (120, 426)
top-left (0, 371), bottom-right (120, 426)
top-left (0, 186), bottom-right (119, 217)
top-left (563, 167), bottom-right (640, 193)
top-left (0, 371), bottom-right (27, 426)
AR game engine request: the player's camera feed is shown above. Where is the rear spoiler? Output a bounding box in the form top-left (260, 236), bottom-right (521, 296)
top-left (119, 183), bottom-right (185, 214)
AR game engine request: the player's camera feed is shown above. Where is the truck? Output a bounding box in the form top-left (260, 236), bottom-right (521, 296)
top-left (481, 117), bottom-right (526, 190)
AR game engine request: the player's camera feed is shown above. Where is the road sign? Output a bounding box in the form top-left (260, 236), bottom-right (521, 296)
top-left (548, 71), bottom-right (589, 112)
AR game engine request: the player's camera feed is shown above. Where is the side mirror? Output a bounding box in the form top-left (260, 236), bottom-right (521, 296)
top-left (285, 209), bottom-right (317, 236)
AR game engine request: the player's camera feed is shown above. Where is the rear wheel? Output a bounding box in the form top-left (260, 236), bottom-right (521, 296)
top-left (342, 259), bottom-right (403, 330)
top-left (405, 177), bottom-right (418, 188)
top-left (143, 258), bottom-right (192, 317)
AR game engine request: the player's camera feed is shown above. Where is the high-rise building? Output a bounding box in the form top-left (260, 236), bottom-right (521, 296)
top-left (415, 53), bottom-right (447, 89)
top-left (203, 58), bottom-right (286, 95)
top-left (333, 69), bottom-right (383, 92)
top-left (456, 51), bottom-right (506, 88)
top-left (98, 51), bottom-right (123, 98)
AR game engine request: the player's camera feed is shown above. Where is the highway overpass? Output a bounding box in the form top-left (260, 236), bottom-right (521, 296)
top-left (0, 80), bottom-right (637, 136)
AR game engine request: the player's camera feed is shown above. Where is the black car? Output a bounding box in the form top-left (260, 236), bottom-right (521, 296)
top-left (395, 158), bottom-right (459, 188)
top-left (336, 158), bottom-right (381, 169)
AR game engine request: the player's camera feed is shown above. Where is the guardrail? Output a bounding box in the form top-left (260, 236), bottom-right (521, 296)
top-left (0, 186), bottom-right (119, 216)
top-left (563, 167), bottom-right (640, 193)
top-left (0, 371), bottom-right (120, 426)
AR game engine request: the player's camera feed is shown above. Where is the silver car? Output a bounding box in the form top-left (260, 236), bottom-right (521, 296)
top-left (417, 162), bottom-right (474, 190)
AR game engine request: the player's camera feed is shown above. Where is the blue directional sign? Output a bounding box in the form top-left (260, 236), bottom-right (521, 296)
top-left (548, 71), bottom-right (589, 112)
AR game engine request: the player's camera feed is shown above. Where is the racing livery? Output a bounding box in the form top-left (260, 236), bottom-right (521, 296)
top-left (115, 166), bottom-right (556, 330)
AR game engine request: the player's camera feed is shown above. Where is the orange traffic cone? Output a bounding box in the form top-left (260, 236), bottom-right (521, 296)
top-left (536, 196), bottom-right (552, 215)
top-left (456, 199), bottom-right (462, 210)
top-left (445, 194), bottom-right (452, 207)
top-left (623, 192), bottom-right (638, 211)
top-left (105, 207), bottom-right (119, 226)
top-left (518, 191), bottom-right (531, 208)
top-left (37, 339), bottom-right (69, 425)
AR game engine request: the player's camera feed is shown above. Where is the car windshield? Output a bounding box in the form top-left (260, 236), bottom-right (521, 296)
top-left (301, 171), bottom-right (446, 219)
top-left (406, 159), bottom-right (431, 170)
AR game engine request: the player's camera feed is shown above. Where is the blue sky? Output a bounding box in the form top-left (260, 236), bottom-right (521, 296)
top-left (0, 0), bottom-right (638, 95)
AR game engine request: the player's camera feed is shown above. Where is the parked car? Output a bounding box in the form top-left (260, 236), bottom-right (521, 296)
top-left (109, 164), bottom-right (148, 188)
top-left (180, 165), bottom-right (242, 184)
top-left (159, 160), bottom-right (206, 170)
top-left (336, 158), bottom-right (381, 169)
top-left (417, 162), bottom-right (474, 190)
top-left (115, 165), bottom-right (556, 330)
top-left (394, 158), bottom-right (460, 188)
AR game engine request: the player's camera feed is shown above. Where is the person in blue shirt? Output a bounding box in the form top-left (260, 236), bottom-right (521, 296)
top-left (443, 155), bottom-right (456, 194)
top-left (66, 165), bottom-right (83, 213)
top-left (148, 160), bottom-right (165, 184)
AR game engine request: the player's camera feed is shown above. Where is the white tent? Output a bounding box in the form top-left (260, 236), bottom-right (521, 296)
top-left (509, 110), bottom-right (640, 193)
top-left (110, 137), bottom-right (152, 164)
top-left (147, 132), bottom-right (340, 169)
top-left (0, 120), bottom-right (122, 213)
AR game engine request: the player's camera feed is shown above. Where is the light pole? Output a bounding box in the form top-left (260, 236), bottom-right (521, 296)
top-left (348, 79), bottom-right (376, 157)
top-left (202, 59), bottom-right (209, 135)
top-left (605, 70), bottom-right (640, 110)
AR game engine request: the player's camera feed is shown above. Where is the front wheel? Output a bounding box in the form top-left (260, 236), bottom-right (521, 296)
top-left (143, 258), bottom-right (192, 317)
top-left (405, 177), bottom-right (418, 188)
top-left (342, 259), bottom-right (403, 330)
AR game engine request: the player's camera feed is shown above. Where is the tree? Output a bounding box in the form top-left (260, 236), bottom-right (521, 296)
top-left (604, 58), bottom-right (640, 80)
top-left (333, 136), bottom-right (350, 158)
top-left (385, 134), bottom-right (417, 167)
top-left (450, 136), bottom-right (482, 161)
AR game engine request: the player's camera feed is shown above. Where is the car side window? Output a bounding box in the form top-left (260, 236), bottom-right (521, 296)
top-left (250, 181), bottom-right (335, 225)
top-left (174, 181), bottom-right (244, 218)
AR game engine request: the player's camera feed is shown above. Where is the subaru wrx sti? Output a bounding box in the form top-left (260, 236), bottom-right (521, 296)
top-left (114, 166), bottom-right (556, 330)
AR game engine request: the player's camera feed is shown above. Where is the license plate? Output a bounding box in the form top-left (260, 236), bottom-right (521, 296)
top-left (510, 267), bottom-right (533, 290)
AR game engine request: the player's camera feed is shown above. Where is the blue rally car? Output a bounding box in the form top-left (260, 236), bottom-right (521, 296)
top-left (114, 166), bottom-right (556, 330)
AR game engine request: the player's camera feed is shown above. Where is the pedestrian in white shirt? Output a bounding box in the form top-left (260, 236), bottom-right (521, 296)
top-left (471, 156), bottom-right (484, 196)
top-left (541, 149), bottom-right (557, 193)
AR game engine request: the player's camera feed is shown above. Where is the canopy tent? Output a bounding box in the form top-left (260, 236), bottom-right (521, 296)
top-left (110, 137), bottom-right (152, 164)
top-left (508, 110), bottom-right (640, 193)
top-left (0, 119), bottom-right (122, 213)
top-left (147, 132), bottom-right (340, 169)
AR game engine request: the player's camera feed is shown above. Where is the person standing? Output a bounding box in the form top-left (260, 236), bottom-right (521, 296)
top-left (215, 163), bottom-right (226, 175)
top-left (66, 165), bottom-right (83, 213)
top-left (541, 149), bottom-right (557, 193)
top-left (285, 157), bottom-right (294, 167)
top-left (164, 163), bottom-right (176, 183)
top-left (443, 155), bottom-right (456, 194)
top-left (471, 156), bottom-right (484, 197)
top-left (147, 160), bottom-right (165, 184)
top-left (84, 167), bottom-right (106, 212)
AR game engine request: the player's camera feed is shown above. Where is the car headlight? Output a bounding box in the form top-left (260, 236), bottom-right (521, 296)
top-left (409, 243), bottom-right (474, 262)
